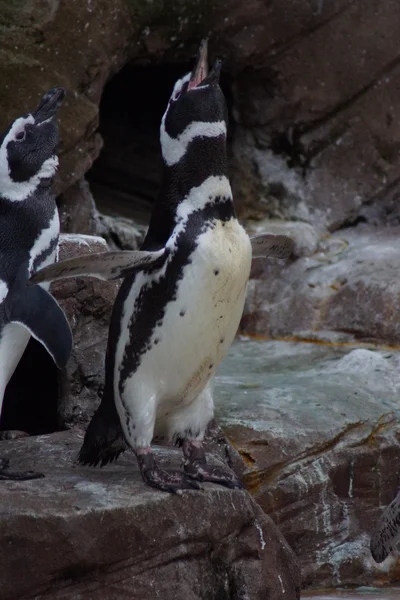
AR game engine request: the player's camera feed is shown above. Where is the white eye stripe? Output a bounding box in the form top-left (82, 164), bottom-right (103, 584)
top-left (170, 72), bottom-right (191, 102)
top-left (5, 115), bottom-right (34, 144)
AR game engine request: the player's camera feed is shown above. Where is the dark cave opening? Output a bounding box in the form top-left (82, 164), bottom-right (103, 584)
top-left (87, 61), bottom-right (234, 224)
top-left (0, 338), bottom-right (59, 435)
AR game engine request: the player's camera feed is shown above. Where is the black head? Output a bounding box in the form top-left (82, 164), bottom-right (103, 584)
top-left (160, 40), bottom-right (227, 166)
top-left (0, 87), bottom-right (65, 202)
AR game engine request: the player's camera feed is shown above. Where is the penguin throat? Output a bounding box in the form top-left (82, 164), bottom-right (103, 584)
top-left (160, 118), bottom-right (227, 167)
top-left (0, 155), bottom-right (58, 202)
top-left (174, 175), bottom-right (232, 223)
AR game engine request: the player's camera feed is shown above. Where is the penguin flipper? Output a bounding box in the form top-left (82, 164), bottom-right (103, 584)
top-left (5, 273), bottom-right (72, 369)
top-left (370, 493), bottom-right (400, 563)
top-left (30, 249), bottom-right (166, 285)
top-left (250, 234), bottom-right (294, 259)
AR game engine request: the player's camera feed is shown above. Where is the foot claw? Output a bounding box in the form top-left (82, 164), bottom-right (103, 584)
top-left (136, 450), bottom-right (202, 493)
top-left (185, 464), bottom-right (243, 489)
top-left (144, 468), bottom-right (201, 493)
top-left (182, 441), bottom-right (243, 489)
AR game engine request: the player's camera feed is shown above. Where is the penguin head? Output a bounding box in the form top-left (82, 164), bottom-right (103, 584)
top-left (161, 40), bottom-right (227, 166)
top-left (0, 87), bottom-right (65, 202)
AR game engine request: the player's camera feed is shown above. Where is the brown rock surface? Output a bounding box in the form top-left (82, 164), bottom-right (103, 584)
top-left (1, 1), bottom-right (400, 229)
top-left (52, 234), bottom-right (119, 428)
top-left (214, 339), bottom-right (400, 588)
top-left (0, 0), bottom-right (133, 194)
top-left (0, 429), bottom-right (300, 600)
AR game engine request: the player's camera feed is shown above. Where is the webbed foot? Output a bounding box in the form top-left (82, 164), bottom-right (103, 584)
top-left (183, 440), bottom-right (243, 489)
top-left (136, 448), bottom-right (201, 494)
top-left (0, 457), bottom-right (44, 481)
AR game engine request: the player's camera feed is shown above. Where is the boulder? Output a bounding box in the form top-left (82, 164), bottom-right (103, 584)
top-left (214, 339), bottom-right (400, 588)
top-left (58, 179), bottom-right (99, 236)
top-left (0, 429), bottom-right (300, 600)
top-left (242, 225), bottom-right (400, 345)
top-left (52, 234), bottom-right (119, 429)
top-left (1, 1), bottom-right (400, 229)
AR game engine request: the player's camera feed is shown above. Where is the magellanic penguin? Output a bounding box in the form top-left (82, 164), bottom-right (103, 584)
top-left (0, 88), bottom-right (72, 480)
top-left (32, 41), bottom-right (293, 493)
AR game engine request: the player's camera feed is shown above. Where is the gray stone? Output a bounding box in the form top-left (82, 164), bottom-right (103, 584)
top-left (95, 213), bottom-right (146, 250)
top-left (242, 225), bottom-right (400, 344)
top-left (214, 339), bottom-right (400, 588)
top-left (0, 429), bottom-right (300, 600)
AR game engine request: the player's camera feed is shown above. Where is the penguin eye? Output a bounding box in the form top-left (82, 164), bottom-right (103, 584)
top-left (15, 130), bottom-right (26, 142)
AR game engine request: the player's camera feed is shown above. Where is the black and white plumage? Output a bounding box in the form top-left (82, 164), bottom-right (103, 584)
top-left (0, 87), bottom-right (72, 480)
top-left (370, 492), bottom-right (400, 563)
top-left (58, 40), bottom-right (292, 493)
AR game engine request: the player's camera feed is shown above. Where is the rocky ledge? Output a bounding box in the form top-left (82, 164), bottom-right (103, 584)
top-left (215, 339), bottom-right (400, 589)
top-left (0, 430), bottom-right (300, 600)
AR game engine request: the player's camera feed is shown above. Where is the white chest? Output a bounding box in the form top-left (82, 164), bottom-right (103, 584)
top-left (29, 208), bottom-right (59, 273)
top-left (118, 218), bottom-right (252, 407)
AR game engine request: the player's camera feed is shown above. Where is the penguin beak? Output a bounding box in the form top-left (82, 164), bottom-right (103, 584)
top-left (188, 39), bottom-right (209, 90)
top-left (33, 87), bottom-right (66, 125)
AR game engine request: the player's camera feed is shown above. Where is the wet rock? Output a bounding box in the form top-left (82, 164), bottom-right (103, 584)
top-left (242, 225), bottom-right (400, 344)
top-left (52, 234), bottom-right (119, 429)
top-left (0, 429), bottom-right (300, 600)
top-left (214, 339), bottom-right (400, 588)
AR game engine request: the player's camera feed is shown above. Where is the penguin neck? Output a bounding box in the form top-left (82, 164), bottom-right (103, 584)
top-left (0, 178), bottom-right (54, 205)
top-left (0, 155), bottom-right (58, 203)
top-left (142, 134), bottom-right (233, 251)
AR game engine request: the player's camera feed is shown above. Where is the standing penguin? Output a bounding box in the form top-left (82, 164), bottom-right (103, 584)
top-left (32, 41), bottom-right (293, 493)
top-left (0, 88), bottom-right (72, 480)
top-left (81, 41), bottom-right (247, 493)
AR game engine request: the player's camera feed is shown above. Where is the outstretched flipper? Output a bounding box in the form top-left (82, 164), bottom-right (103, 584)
top-left (5, 263), bottom-right (72, 369)
top-left (250, 234), bottom-right (294, 259)
top-left (29, 248), bottom-right (166, 285)
top-left (370, 493), bottom-right (400, 563)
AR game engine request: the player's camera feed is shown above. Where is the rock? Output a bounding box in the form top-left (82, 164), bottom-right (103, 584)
top-left (0, 429), bottom-right (300, 600)
top-left (242, 225), bottom-right (400, 344)
top-left (58, 179), bottom-right (99, 236)
top-left (0, 0), bottom-right (133, 195)
top-left (246, 219), bottom-right (320, 259)
top-left (95, 213), bottom-right (146, 250)
top-left (2, 1), bottom-right (400, 230)
top-left (214, 339), bottom-right (400, 588)
top-left (52, 234), bottom-right (119, 429)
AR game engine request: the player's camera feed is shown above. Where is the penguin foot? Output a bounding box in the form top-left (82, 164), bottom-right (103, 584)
top-left (182, 440), bottom-right (243, 490)
top-left (0, 457), bottom-right (44, 481)
top-left (136, 448), bottom-right (201, 494)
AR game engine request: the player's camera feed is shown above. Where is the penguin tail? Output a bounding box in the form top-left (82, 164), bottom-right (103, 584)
top-left (77, 394), bottom-right (127, 467)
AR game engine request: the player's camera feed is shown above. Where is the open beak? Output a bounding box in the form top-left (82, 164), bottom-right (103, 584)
top-left (33, 87), bottom-right (66, 124)
top-left (188, 39), bottom-right (209, 90)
